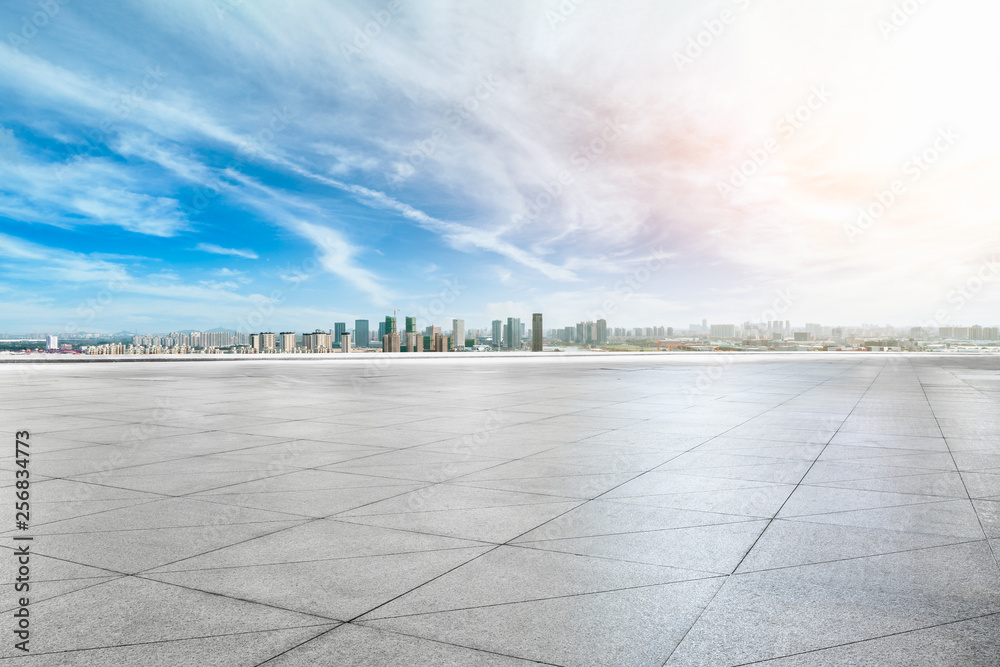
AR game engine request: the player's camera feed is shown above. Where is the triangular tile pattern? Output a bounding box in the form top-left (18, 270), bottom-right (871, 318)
top-left (2, 354), bottom-right (999, 664)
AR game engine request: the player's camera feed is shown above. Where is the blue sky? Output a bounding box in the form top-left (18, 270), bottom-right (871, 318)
top-left (2, 0), bottom-right (999, 334)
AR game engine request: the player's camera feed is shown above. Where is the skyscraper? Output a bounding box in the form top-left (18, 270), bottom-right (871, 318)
top-left (405, 316), bottom-right (417, 333)
top-left (492, 319), bottom-right (503, 348)
top-left (384, 316), bottom-right (397, 336)
top-left (354, 319), bottom-right (369, 348)
top-left (532, 313), bottom-right (543, 351)
top-left (452, 318), bottom-right (465, 351)
top-left (279, 332), bottom-right (296, 352)
top-left (333, 322), bottom-right (346, 348)
top-left (506, 317), bottom-right (521, 349)
top-left (596, 319), bottom-right (607, 345)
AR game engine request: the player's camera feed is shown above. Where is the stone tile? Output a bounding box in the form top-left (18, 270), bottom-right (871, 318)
top-left (668, 542), bottom-right (1000, 665)
top-left (735, 519), bottom-right (975, 572)
top-left (338, 501), bottom-right (583, 543)
top-left (30, 519), bottom-right (306, 574)
top-left (200, 482), bottom-right (424, 518)
top-left (266, 623), bottom-right (537, 666)
top-left (776, 485), bottom-right (950, 518)
top-left (785, 500), bottom-right (985, 540)
top-left (514, 519), bottom-right (769, 574)
top-left (514, 499), bottom-right (755, 541)
top-left (609, 483), bottom-right (796, 518)
top-left (360, 544), bottom-right (718, 620)
top-left (363, 578), bottom-right (725, 667)
top-left (147, 545), bottom-right (491, 621)
top-left (751, 613), bottom-right (1000, 666)
top-left (0, 626), bottom-right (338, 667)
top-left (147, 519), bottom-right (489, 572)
top-left (0, 576), bottom-right (331, 658)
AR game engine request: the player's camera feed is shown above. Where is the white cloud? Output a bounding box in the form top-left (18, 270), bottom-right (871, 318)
top-left (195, 243), bottom-right (259, 259)
top-left (0, 127), bottom-right (188, 237)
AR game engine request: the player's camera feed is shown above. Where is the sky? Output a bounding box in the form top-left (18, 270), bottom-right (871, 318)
top-left (1, 0), bottom-right (999, 334)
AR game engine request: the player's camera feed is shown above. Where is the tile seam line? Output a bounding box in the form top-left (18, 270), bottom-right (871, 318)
top-left (733, 610), bottom-right (1000, 666)
top-left (132, 481), bottom-right (450, 575)
top-left (1, 620), bottom-right (336, 660)
top-left (358, 573), bottom-right (729, 622)
top-left (254, 621), bottom-right (566, 667)
top-left (132, 573), bottom-right (344, 623)
top-left (145, 544), bottom-right (492, 575)
top-left (660, 357), bottom-right (885, 666)
top-left (912, 358), bottom-right (1000, 573)
top-left (726, 536), bottom-right (990, 577)
top-left (726, 360), bottom-right (889, 575)
top-left (316, 396), bottom-right (680, 627)
top-left (489, 364), bottom-right (856, 561)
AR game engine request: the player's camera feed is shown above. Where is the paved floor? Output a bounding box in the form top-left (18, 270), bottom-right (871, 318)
top-left (1, 353), bottom-right (999, 665)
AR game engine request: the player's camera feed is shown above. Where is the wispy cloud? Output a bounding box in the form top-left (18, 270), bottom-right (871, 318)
top-left (3, 1), bottom-right (1000, 328)
top-left (194, 243), bottom-right (259, 259)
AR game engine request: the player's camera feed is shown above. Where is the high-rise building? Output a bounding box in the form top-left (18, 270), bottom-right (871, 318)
top-left (452, 319), bottom-right (465, 351)
top-left (971, 325), bottom-right (984, 340)
top-left (710, 324), bottom-right (736, 338)
top-left (596, 319), bottom-right (607, 344)
top-left (340, 333), bottom-right (352, 353)
top-left (433, 332), bottom-right (448, 352)
top-left (260, 332), bottom-right (276, 352)
top-left (355, 319), bottom-right (369, 348)
top-left (333, 323), bottom-right (346, 348)
top-left (384, 316), bottom-right (397, 336)
top-left (279, 332), bottom-right (296, 352)
top-left (506, 317), bottom-right (521, 349)
top-left (532, 313), bottom-right (543, 351)
top-left (45, 334), bottom-right (58, 350)
top-left (382, 332), bottom-right (400, 353)
top-left (492, 320), bottom-right (503, 348)
top-left (405, 331), bottom-right (421, 352)
top-left (248, 333), bottom-right (261, 352)
top-left (424, 325), bottom-right (441, 339)
top-left (303, 330), bottom-right (332, 351)
top-left (405, 316), bottom-right (417, 333)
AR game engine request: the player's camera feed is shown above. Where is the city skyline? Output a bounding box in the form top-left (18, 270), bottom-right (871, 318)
top-left (5, 316), bottom-right (1000, 339)
top-left (2, 2), bottom-right (999, 332)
